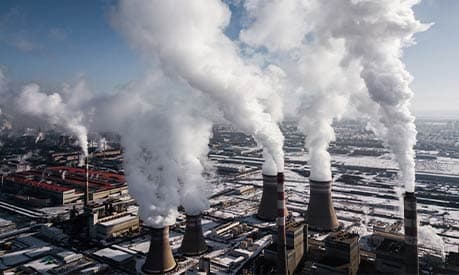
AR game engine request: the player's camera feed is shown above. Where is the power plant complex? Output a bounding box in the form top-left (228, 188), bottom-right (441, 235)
top-left (136, 167), bottom-right (422, 274)
top-left (2, 125), bottom-right (455, 275)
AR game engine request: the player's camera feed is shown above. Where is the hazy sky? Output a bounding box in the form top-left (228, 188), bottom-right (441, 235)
top-left (0, 0), bottom-right (457, 118)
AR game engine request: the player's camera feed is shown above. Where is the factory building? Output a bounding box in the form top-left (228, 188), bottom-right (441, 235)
top-left (265, 221), bottom-right (305, 274)
top-left (374, 232), bottom-right (406, 273)
top-left (85, 198), bottom-right (139, 241)
top-left (312, 231), bottom-right (360, 275)
top-left (93, 214), bottom-right (139, 241)
top-left (0, 166), bottom-right (127, 206)
top-left (1, 174), bottom-right (80, 205)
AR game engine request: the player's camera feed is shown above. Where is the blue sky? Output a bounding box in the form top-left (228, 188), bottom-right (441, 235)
top-left (0, 0), bottom-right (457, 118)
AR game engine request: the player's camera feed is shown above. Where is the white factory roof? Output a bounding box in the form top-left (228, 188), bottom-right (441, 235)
top-left (93, 247), bottom-right (133, 263)
top-left (24, 256), bottom-right (59, 272)
top-left (99, 214), bottom-right (138, 227)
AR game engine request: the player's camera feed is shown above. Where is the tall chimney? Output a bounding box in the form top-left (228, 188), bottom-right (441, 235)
top-left (258, 174), bottom-right (288, 221)
top-left (180, 213), bottom-right (208, 256)
top-left (404, 192), bottom-right (419, 275)
top-left (277, 172), bottom-right (288, 274)
top-left (142, 226), bottom-right (177, 274)
top-left (306, 179), bottom-right (339, 232)
top-left (85, 156), bottom-right (89, 207)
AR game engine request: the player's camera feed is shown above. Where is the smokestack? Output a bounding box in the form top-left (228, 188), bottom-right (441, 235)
top-left (306, 179), bottom-right (339, 232)
top-left (180, 213), bottom-right (208, 256)
top-left (404, 192), bottom-right (419, 275)
top-left (142, 226), bottom-right (177, 274)
top-left (258, 174), bottom-right (287, 221)
top-left (277, 172), bottom-right (287, 274)
top-left (85, 156), bottom-right (89, 207)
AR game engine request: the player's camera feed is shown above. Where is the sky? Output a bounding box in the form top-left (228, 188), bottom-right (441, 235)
top-left (0, 0), bottom-right (457, 118)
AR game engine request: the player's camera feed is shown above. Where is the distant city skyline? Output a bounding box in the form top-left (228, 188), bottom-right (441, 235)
top-left (0, 0), bottom-right (458, 118)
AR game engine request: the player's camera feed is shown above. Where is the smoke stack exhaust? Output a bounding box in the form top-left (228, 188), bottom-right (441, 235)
top-left (258, 174), bottom-right (287, 220)
top-left (180, 214), bottom-right (208, 256)
top-left (306, 179), bottom-right (339, 232)
top-left (85, 156), bottom-right (89, 206)
top-left (404, 192), bottom-right (419, 275)
top-left (142, 226), bottom-right (177, 274)
top-left (277, 172), bottom-right (288, 274)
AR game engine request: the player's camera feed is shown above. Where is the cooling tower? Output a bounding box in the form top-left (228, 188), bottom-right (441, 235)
top-left (142, 226), bottom-right (177, 274)
top-left (277, 172), bottom-right (288, 274)
top-left (404, 192), bottom-right (419, 275)
top-left (258, 174), bottom-right (288, 221)
top-left (180, 214), bottom-right (208, 256)
top-left (305, 179), bottom-right (339, 232)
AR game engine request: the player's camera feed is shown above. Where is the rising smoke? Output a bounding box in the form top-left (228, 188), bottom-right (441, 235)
top-left (92, 70), bottom-right (214, 226)
top-left (240, 0), bottom-right (360, 181)
top-left (315, 0), bottom-right (430, 192)
top-left (240, 0), bottom-right (428, 189)
top-left (0, 0), bottom-right (429, 229)
top-left (113, 0), bottom-right (285, 173)
top-left (17, 82), bottom-right (89, 156)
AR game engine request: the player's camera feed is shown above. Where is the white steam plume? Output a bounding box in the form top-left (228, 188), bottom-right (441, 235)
top-left (93, 71), bottom-right (213, 226)
top-left (240, 0), bottom-right (428, 188)
top-left (113, 0), bottom-right (285, 172)
top-left (96, 137), bottom-right (107, 152)
top-left (17, 83), bottom-right (89, 156)
top-left (262, 150), bottom-right (277, 176)
top-left (418, 225), bottom-right (446, 260)
top-left (317, 0), bottom-right (430, 192)
top-left (240, 1), bottom-right (360, 181)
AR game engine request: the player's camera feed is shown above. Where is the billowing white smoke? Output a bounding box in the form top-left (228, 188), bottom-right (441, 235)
top-left (240, 0), bottom-right (428, 188)
top-left (93, 71), bottom-right (213, 226)
top-left (418, 225), bottom-right (445, 260)
top-left (97, 137), bottom-right (107, 152)
top-left (240, 1), bottom-right (359, 181)
top-left (17, 83), bottom-right (89, 156)
top-left (177, 116), bottom-right (213, 216)
top-left (113, 0), bottom-right (285, 172)
top-left (35, 131), bottom-right (44, 143)
top-left (315, 0), bottom-right (430, 192)
top-left (262, 150), bottom-right (277, 176)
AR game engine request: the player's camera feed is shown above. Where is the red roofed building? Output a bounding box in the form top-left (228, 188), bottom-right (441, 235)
top-left (1, 167), bottom-right (127, 206)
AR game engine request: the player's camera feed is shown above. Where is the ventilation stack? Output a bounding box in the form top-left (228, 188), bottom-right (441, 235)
top-left (306, 179), bottom-right (339, 232)
top-left (180, 214), bottom-right (208, 256)
top-left (142, 226), bottom-right (177, 274)
top-left (277, 172), bottom-right (288, 274)
top-left (258, 174), bottom-right (288, 221)
top-left (404, 192), bottom-right (419, 275)
top-left (84, 156), bottom-right (89, 207)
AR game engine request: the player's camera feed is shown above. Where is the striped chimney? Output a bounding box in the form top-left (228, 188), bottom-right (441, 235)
top-left (277, 172), bottom-right (288, 274)
top-left (404, 192), bottom-right (419, 275)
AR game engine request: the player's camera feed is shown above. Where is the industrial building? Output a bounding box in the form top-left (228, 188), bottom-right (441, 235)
top-left (265, 221), bottom-right (305, 274)
top-left (0, 166), bottom-right (127, 206)
top-left (313, 231), bottom-right (360, 275)
top-left (85, 197), bottom-right (139, 241)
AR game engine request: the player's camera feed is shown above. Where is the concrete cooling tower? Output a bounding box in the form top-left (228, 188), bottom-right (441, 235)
top-left (142, 226), bottom-right (176, 274)
top-left (306, 179), bottom-right (339, 232)
top-left (180, 214), bottom-right (208, 256)
top-left (258, 174), bottom-right (288, 221)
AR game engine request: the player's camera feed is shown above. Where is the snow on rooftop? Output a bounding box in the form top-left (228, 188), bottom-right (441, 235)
top-left (93, 247), bottom-right (133, 263)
